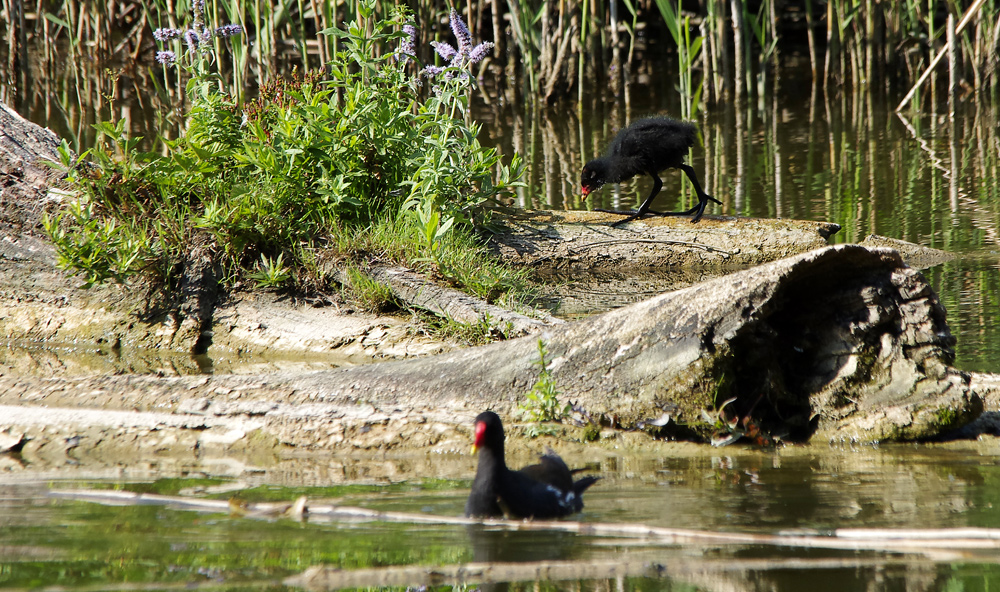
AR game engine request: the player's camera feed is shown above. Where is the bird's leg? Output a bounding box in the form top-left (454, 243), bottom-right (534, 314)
top-left (596, 174), bottom-right (663, 227)
top-left (661, 164), bottom-right (722, 223)
top-left (634, 174), bottom-right (663, 216)
top-left (682, 164), bottom-right (722, 222)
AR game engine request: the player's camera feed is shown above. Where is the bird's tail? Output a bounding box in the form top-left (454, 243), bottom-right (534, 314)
top-left (573, 476), bottom-right (601, 495)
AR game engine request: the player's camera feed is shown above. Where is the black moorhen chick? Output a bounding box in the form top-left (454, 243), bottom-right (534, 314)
top-left (580, 116), bottom-right (721, 226)
top-left (465, 411), bottom-right (599, 519)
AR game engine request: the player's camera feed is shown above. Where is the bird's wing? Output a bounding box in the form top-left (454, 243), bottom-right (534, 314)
top-left (518, 450), bottom-right (574, 492)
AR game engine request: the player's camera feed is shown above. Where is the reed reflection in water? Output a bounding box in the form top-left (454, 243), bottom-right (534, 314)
top-left (474, 65), bottom-right (1000, 372)
top-left (476, 70), bottom-right (999, 249)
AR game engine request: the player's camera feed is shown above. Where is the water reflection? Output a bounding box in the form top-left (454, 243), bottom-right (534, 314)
top-left (466, 525), bottom-right (583, 563)
top-left (4, 443), bottom-right (1000, 592)
top-left (0, 340), bottom-right (358, 375)
top-left (474, 64), bottom-right (1000, 372)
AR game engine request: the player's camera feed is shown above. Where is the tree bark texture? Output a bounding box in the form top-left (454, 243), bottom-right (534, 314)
top-left (331, 265), bottom-right (565, 337)
top-left (0, 102), bottom-right (65, 232)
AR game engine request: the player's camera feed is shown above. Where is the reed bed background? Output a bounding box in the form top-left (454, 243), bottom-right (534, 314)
top-left (2, 1), bottom-right (999, 115)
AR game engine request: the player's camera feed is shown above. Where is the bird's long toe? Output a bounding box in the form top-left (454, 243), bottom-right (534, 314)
top-left (594, 207), bottom-right (641, 216)
top-left (690, 200), bottom-right (711, 223)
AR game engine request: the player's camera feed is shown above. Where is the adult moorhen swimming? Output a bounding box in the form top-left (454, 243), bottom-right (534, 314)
top-left (464, 411), bottom-right (599, 519)
top-left (580, 116), bottom-right (721, 226)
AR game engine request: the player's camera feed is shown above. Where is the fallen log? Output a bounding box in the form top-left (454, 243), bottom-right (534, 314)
top-left (330, 265), bottom-right (565, 337)
top-left (0, 102), bottom-right (64, 231)
top-left (487, 207), bottom-right (841, 269)
top-left (858, 234), bottom-right (956, 269)
top-left (531, 234), bottom-right (956, 318)
top-left (279, 243), bottom-right (978, 442)
top-left (0, 244), bottom-right (981, 446)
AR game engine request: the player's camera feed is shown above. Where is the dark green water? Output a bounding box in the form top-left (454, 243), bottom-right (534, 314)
top-left (475, 74), bottom-right (1000, 373)
top-left (4, 444), bottom-right (1000, 592)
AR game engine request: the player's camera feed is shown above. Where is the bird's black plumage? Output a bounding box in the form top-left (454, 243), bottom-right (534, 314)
top-left (464, 411), bottom-right (599, 519)
top-left (580, 116), bottom-right (720, 225)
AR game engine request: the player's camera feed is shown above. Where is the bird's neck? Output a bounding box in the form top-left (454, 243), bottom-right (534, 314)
top-left (476, 443), bottom-right (507, 477)
top-left (468, 446), bottom-right (508, 504)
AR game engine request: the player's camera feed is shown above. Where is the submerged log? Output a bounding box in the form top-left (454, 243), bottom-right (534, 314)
top-left (0, 244), bottom-right (980, 446)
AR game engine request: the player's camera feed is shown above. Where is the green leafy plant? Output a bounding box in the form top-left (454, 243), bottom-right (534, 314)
top-left (343, 266), bottom-right (399, 313)
top-left (412, 200), bottom-right (455, 267)
top-left (419, 313), bottom-right (512, 347)
top-left (248, 253), bottom-right (292, 289)
top-left (518, 339), bottom-right (571, 423)
top-left (44, 1), bottom-right (525, 313)
top-left (654, 0), bottom-right (704, 119)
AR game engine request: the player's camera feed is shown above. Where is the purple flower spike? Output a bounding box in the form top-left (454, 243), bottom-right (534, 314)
top-left (215, 24), bottom-right (243, 38)
top-left (423, 65), bottom-right (445, 78)
top-left (401, 24), bottom-right (416, 54)
top-left (430, 41), bottom-right (457, 62)
top-left (153, 27), bottom-right (182, 42)
top-left (449, 9), bottom-right (473, 55)
top-left (467, 41), bottom-right (493, 64)
top-left (184, 29), bottom-right (200, 49)
top-left (155, 50), bottom-right (177, 65)
top-left (424, 8), bottom-right (494, 82)
top-left (396, 23), bottom-right (417, 62)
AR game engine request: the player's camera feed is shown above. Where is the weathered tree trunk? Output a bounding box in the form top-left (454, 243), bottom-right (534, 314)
top-left (0, 102), bottom-right (65, 232)
top-left (0, 245), bottom-right (981, 449)
top-left (488, 208), bottom-right (840, 269)
top-left (331, 265), bottom-right (564, 337)
top-left (283, 243), bottom-right (976, 443)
